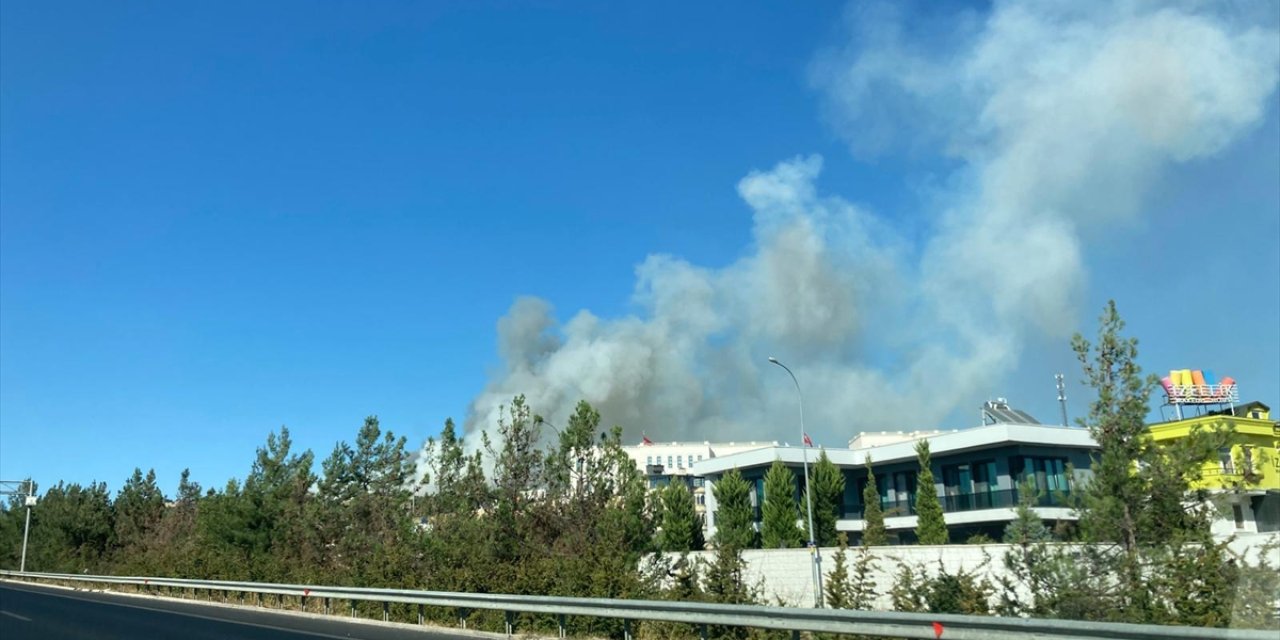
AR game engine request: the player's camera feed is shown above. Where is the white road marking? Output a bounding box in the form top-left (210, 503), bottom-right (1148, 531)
top-left (1, 610), bottom-right (32, 622)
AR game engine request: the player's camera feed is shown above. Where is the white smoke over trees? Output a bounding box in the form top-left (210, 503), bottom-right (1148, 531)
top-left (455, 0), bottom-right (1279, 450)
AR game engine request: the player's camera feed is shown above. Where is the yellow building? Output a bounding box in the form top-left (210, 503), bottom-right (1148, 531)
top-left (1147, 401), bottom-right (1279, 534)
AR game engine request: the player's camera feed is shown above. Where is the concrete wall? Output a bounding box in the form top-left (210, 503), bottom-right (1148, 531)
top-left (673, 533), bottom-right (1280, 609)
top-left (684, 544), bottom-right (1007, 608)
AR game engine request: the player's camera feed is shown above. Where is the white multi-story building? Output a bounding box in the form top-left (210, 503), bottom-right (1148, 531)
top-left (694, 401), bottom-right (1099, 544)
top-left (621, 440), bottom-right (774, 518)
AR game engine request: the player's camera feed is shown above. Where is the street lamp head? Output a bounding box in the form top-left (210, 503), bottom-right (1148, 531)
top-left (768, 356), bottom-right (779, 364)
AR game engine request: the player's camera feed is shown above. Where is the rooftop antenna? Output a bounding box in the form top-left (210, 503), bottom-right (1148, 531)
top-left (1055, 373), bottom-right (1069, 427)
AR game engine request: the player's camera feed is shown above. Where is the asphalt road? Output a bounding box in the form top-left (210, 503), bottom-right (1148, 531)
top-left (0, 581), bottom-right (488, 640)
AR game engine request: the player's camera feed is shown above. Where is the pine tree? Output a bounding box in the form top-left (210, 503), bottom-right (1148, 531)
top-left (245, 426), bottom-right (317, 582)
top-left (1072, 301), bottom-right (1156, 551)
top-left (25, 481), bottom-right (112, 573)
top-left (485, 395), bottom-right (545, 569)
top-left (806, 449), bottom-right (843, 547)
top-left (316, 416), bottom-right (414, 587)
top-left (658, 480), bottom-right (701, 552)
top-left (825, 533), bottom-right (853, 608)
top-left (114, 468), bottom-right (165, 569)
top-left (712, 467), bottom-right (756, 550)
top-left (424, 418), bottom-right (467, 514)
top-left (913, 440), bottom-right (948, 545)
top-left (1066, 300), bottom-right (1239, 625)
top-left (827, 539), bottom-right (884, 612)
top-left (1003, 478), bottom-right (1051, 545)
top-left (760, 460), bottom-right (803, 549)
top-left (861, 454), bottom-right (887, 547)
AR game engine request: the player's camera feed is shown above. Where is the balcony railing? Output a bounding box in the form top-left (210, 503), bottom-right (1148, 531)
top-left (843, 488), bottom-right (1073, 519)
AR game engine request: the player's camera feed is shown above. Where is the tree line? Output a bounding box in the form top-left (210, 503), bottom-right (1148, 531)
top-left (1, 302), bottom-right (1276, 634)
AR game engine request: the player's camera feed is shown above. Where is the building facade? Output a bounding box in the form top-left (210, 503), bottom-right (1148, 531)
top-left (695, 403), bottom-right (1098, 544)
top-left (621, 440), bottom-right (774, 520)
top-left (1147, 401), bottom-right (1280, 534)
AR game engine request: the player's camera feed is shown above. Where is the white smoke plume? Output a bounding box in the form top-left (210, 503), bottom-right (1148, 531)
top-left (457, 0), bottom-right (1279, 448)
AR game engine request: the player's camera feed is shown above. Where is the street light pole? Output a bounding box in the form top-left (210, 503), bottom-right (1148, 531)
top-left (768, 357), bottom-right (824, 608)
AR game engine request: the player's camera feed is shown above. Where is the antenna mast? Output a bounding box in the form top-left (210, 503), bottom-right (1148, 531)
top-left (1055, 373), bottom-right (1068, 427)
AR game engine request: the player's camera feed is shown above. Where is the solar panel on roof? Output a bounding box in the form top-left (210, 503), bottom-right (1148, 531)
top-left (1011, 409), bottom-right (1041, 424)
top-left (982, 401), bottom-right (1042, 425)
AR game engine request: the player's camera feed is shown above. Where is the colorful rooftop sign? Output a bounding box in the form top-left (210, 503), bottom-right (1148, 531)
top-left (1160, 369), bottom-right (1238, 406)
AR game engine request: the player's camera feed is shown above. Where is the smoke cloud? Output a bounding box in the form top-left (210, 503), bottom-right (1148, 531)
top-left (457, 1), bottom-right (1279, 448)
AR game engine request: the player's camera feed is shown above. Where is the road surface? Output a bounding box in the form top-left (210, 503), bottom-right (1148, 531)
top-left (0, 581), bottom-right (487, 640)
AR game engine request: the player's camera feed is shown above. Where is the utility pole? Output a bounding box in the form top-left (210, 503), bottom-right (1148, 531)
top-left (1, 479), bottom-right (36, 572)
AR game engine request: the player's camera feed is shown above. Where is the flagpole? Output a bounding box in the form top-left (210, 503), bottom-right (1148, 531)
top-left (768, 356), bottom-right (824, 608)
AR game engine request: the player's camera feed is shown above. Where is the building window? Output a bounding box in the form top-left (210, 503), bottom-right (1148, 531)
top-left (698, 454), bottom-right (703, 461)
top-left (647, 456), bottom-right (652, 466)
top-left (1015, 456), bottom-right (1068, 493)
top-left (1219, 448), bottom-right (1235, 474)
top-left (678, 455), bottom-right (684, 468)
top-left (668, 456), bottom-right (673, 468)
top-left (696, 494), bottom-right (706, 506)
top-left (1233, 504), bottom-right (1245, 529)
top-left (692, 477), bottom-right (705, 488)
top-left (943, 461), bottom-right (998, 511)
top-left (887, 471), bottom-right (916, 515)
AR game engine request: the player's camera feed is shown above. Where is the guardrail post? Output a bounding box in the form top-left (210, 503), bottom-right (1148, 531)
top-left (623, 619), bottom-right (632, 640)
top-left (790, 631), bottom-right (799, 640)
top-left (699, 623), bottom-right (708, 640)
top-left (382, 601), bottom-right (389, 622)
top-left (323, 597), bottom-right (330, 615)
top-left (350, 599), bottom-right (356, 618)
top-left (417, 604), bottom-right (424, 625)
top-left (504, 610), bottom-right (514, 637)
top-left (557, 613), bottom-right (566, 638)
top-left (457, 607), bottom-right (469, 629)
top-left (256, 592), bottom-right (262, 608)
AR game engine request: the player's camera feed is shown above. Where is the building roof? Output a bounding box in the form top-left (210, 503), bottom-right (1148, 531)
top-left (1205, 400), bottom-right (1270, 418)
top-left (692, 422), bottom-right (1096, 475)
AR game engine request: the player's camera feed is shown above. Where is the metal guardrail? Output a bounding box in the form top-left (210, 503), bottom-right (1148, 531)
top-left (2, 570), bottom-right (1273, 640)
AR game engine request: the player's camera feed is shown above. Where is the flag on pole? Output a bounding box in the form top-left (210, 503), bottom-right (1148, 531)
top-left (803, 433), bottom-right (813, 447)
top-left (642, 433), bottom-right (653, 446)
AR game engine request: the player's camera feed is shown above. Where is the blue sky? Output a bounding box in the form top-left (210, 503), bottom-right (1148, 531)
top-left (2, 1), bottom-right (1277, 497)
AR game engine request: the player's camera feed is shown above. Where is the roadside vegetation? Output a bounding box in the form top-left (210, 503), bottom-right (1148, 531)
top-left (2, 301), bottom-right (1275, 635)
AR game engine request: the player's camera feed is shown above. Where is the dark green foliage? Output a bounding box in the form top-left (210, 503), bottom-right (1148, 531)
top-left (912, 440), bottom-right (948, 545)
top-left (702, 542), bottom-right (754, 605)
top-left (700, 544), bottom-right (757, 640)
top-left (861, 455), bottom-right (887, 547)
top-left (760, 460), bottom-right (803, 549)
top-left (21, 481), bottom-right (113, 573)
top-left (658, 481), bottom-right (702, 552)
top-left (485, 395), bottom-right (544, 571)
top-left (1003, 478), bottom-right (1052, 545)
top-left (826, 533), bottom-right (878, 609)
top-left (712, 468), bottom-right (756, 550)
top-left (994, 301), bottom-right (1278, 630)
top-left (888, 562), bottom-right (926, 612)
top-left (113, 468), bottom-right (165, 570)
top-left (317, 416), bottom-right (414, 586)
top-left (806, 450), bottom-right (843, 547)
top-left (891, 560), bottom-right (993, 615)
top-left (3, 396), bottom-right (667, 639)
